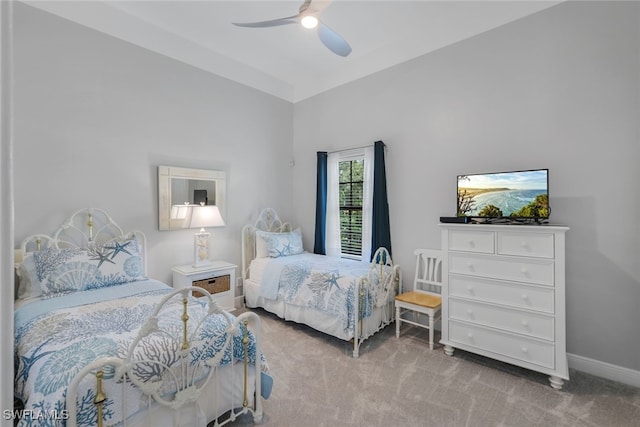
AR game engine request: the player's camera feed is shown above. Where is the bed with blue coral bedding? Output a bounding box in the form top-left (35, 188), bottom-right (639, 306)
top-left (257, 253), bottom-right (384, 334)
top-left (241, 209), bottom-right (400, 357)
top-left (14, 208), bottom-right (268, 427)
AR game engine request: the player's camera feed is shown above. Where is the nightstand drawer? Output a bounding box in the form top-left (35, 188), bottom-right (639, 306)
top-left (193, 274), bottom-right (230, 295)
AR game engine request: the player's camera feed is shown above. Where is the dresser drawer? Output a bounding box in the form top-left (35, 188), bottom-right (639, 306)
top-left (448, 230), bottom-right (494, 254)
top-left (449, 321), bottom-right (555, 369)
top-left (497, 232), bottom-right (554, 259)
top-left (449, 275), bottom-right (554, 313)
top-left (450, 253), bottom-right (554, 286)
top-left (449, 298), bottom-right (554, 340)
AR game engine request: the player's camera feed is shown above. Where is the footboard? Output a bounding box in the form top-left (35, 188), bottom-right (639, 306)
top-left (65, 287), bottom-right (264, 427)
top-left (352, 247), bottom-right (401, 357)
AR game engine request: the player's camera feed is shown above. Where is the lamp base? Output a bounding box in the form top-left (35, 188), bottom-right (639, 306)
top-left (193, 230), bottom-right (211, 268)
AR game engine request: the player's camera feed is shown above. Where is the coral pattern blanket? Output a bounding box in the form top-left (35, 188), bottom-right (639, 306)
top-left (14, 280), bottom-right (262, 427)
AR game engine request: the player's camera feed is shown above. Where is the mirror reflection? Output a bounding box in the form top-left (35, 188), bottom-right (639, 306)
top-left (158, 165), bottom-right (226, 230)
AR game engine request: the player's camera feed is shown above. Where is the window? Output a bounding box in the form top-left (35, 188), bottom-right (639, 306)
top-left (338, 158), bottom-right (364, 257)
top-left (326, 146), bottom-right (373, 260)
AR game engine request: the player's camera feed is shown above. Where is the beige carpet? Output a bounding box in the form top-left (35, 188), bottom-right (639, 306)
top-left (224, 307), bottom-right (640, 427)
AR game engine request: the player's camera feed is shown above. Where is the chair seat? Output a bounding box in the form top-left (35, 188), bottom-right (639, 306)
top-left (395, 291), bottom-right (441, 309)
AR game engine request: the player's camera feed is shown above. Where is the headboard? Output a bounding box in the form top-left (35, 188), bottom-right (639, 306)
top-left (241, 208), bottom-right (292, 280)
top-left (19, 208), bottom-right (147, 276)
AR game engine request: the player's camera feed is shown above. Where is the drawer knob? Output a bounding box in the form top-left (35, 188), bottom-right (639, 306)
top-left (468, 240), bottom-right (475, 247)
top-left (467, 332), bottom-right (473, 339)
top-left (466, 285), bottom-right (474, 293)
top-left (521, 346), bottom-right (528, 353)
top-left (521, 294), bottom-right (528, 300)
top-left (467, 262), bottom-right (474, 270)
top-left (521, 320), bottom-right (529, 327)
top-left (466, 309), bottom-right (474, 316)
top-left (520, 267), bottom-right (529, 274)
top-left (520, 241), bottom-right (529, 248)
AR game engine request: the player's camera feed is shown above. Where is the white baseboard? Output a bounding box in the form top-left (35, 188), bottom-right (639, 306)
top-left (568, 353), bottom-right (640, 388)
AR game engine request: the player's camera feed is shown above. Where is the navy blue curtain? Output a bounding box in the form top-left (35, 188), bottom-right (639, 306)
top-left (371, 140), bottom-right (392, 260)
top-left (314, 151), bottom-right (328, 255)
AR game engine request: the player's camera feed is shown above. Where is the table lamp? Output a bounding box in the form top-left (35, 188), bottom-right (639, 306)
top-left (182, 203), bottom-right (225, 267)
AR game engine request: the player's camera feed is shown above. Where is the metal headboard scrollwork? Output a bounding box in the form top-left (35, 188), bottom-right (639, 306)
top-left (19, 208), bottom-right (147, 276)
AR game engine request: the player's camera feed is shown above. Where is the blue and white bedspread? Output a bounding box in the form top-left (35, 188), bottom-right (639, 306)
top-left (258, 253), bottom-right (392, 333)
top-left (14, 280), bottom-right (265, 427)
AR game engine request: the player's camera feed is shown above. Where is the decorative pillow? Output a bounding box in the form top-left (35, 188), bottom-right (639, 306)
top-left (256, 229), bottom-right (304, 258)
top-left (23, 237), bottom-right (147, 297)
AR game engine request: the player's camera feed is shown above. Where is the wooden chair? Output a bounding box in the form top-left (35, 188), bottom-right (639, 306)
top-left (395, 249), bottom-right (443, 350)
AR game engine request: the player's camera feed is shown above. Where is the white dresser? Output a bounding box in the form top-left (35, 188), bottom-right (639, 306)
top-left (439, 223), bottom-right (569, 389)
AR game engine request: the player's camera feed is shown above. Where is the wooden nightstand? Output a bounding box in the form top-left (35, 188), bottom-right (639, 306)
top-left (172, 261), bottom-right (237, 312)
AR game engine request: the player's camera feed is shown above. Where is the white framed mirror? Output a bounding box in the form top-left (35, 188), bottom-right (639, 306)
top-left (158, 165), bottom-right (226, 231)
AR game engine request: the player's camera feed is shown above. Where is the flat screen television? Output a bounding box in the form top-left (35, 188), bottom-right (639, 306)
top-left (457, 169), bottom-right (549, 222)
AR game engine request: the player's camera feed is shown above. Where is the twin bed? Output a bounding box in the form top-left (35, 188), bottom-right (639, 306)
top-left (14, 208), bottom-right (267, 427)
top-left (241, 208), bottom-right (401, 357)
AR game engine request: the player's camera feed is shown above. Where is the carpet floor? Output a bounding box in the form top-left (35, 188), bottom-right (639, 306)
top-left (223, 307), bottom-right (640, 427)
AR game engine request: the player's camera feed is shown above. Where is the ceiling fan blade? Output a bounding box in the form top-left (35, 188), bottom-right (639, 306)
top-left (299, 0), bottom-right (313, 14)
top-left (317, 21), bottom-right (352, 57)
top-left (232, 15), bottom-right (299, 28)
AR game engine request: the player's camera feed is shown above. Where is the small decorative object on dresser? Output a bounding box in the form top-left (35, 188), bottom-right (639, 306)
top-left (439, 223), bottom-right (569, 390)
top-left (173, 261), bottom-right (237, 311)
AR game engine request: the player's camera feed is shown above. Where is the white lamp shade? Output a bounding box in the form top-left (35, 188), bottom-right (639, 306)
top-left (183, 205), bottom-right (225, 229)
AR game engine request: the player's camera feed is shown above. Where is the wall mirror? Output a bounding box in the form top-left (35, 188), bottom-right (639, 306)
top-left (158, 165), bottom-right (226, 231)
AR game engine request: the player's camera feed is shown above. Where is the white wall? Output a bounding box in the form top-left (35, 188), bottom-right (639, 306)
top-left (12, 3), bottom-right (294, 285)
top-left (292, 1), bottom-right (640, 371)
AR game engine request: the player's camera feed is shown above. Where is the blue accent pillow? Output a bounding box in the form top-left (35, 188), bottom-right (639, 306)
top-left (256, 228), bottom-right (304, 258)
top-left (24, 238), bottom-right (147, 297)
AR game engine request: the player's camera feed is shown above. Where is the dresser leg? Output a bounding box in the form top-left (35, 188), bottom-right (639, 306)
top-left (443, 345), bottom-right (455, 356)
top-left (549, 376), bottom-right (564, 390)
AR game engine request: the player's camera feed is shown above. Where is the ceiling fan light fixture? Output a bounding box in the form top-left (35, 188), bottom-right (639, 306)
top-left (233, 0), bottom-right (351, 57)
top-left (301, 15), bottom-right (318, 29)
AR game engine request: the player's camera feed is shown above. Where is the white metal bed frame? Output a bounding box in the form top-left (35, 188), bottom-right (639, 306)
top-left (241, 208), bottom-right (400, 357)
top-left (17, 208), bottom-right (264, 427)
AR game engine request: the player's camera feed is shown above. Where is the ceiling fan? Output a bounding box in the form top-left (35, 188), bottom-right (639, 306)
top-left (232, 0), bottom-right (352, 57)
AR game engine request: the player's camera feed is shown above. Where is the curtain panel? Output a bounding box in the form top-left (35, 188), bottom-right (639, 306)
top-left (313, 151), bottom-right (328, 255)
top-left (371, 140), bottom-right (392, 260)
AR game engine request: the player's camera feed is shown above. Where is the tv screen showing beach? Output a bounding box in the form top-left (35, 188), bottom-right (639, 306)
top-left (457, 169), bottom-right (549, 218)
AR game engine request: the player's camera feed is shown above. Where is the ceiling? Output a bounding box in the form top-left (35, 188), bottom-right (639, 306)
top-left (25, 1), bottom-right (561, 102)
